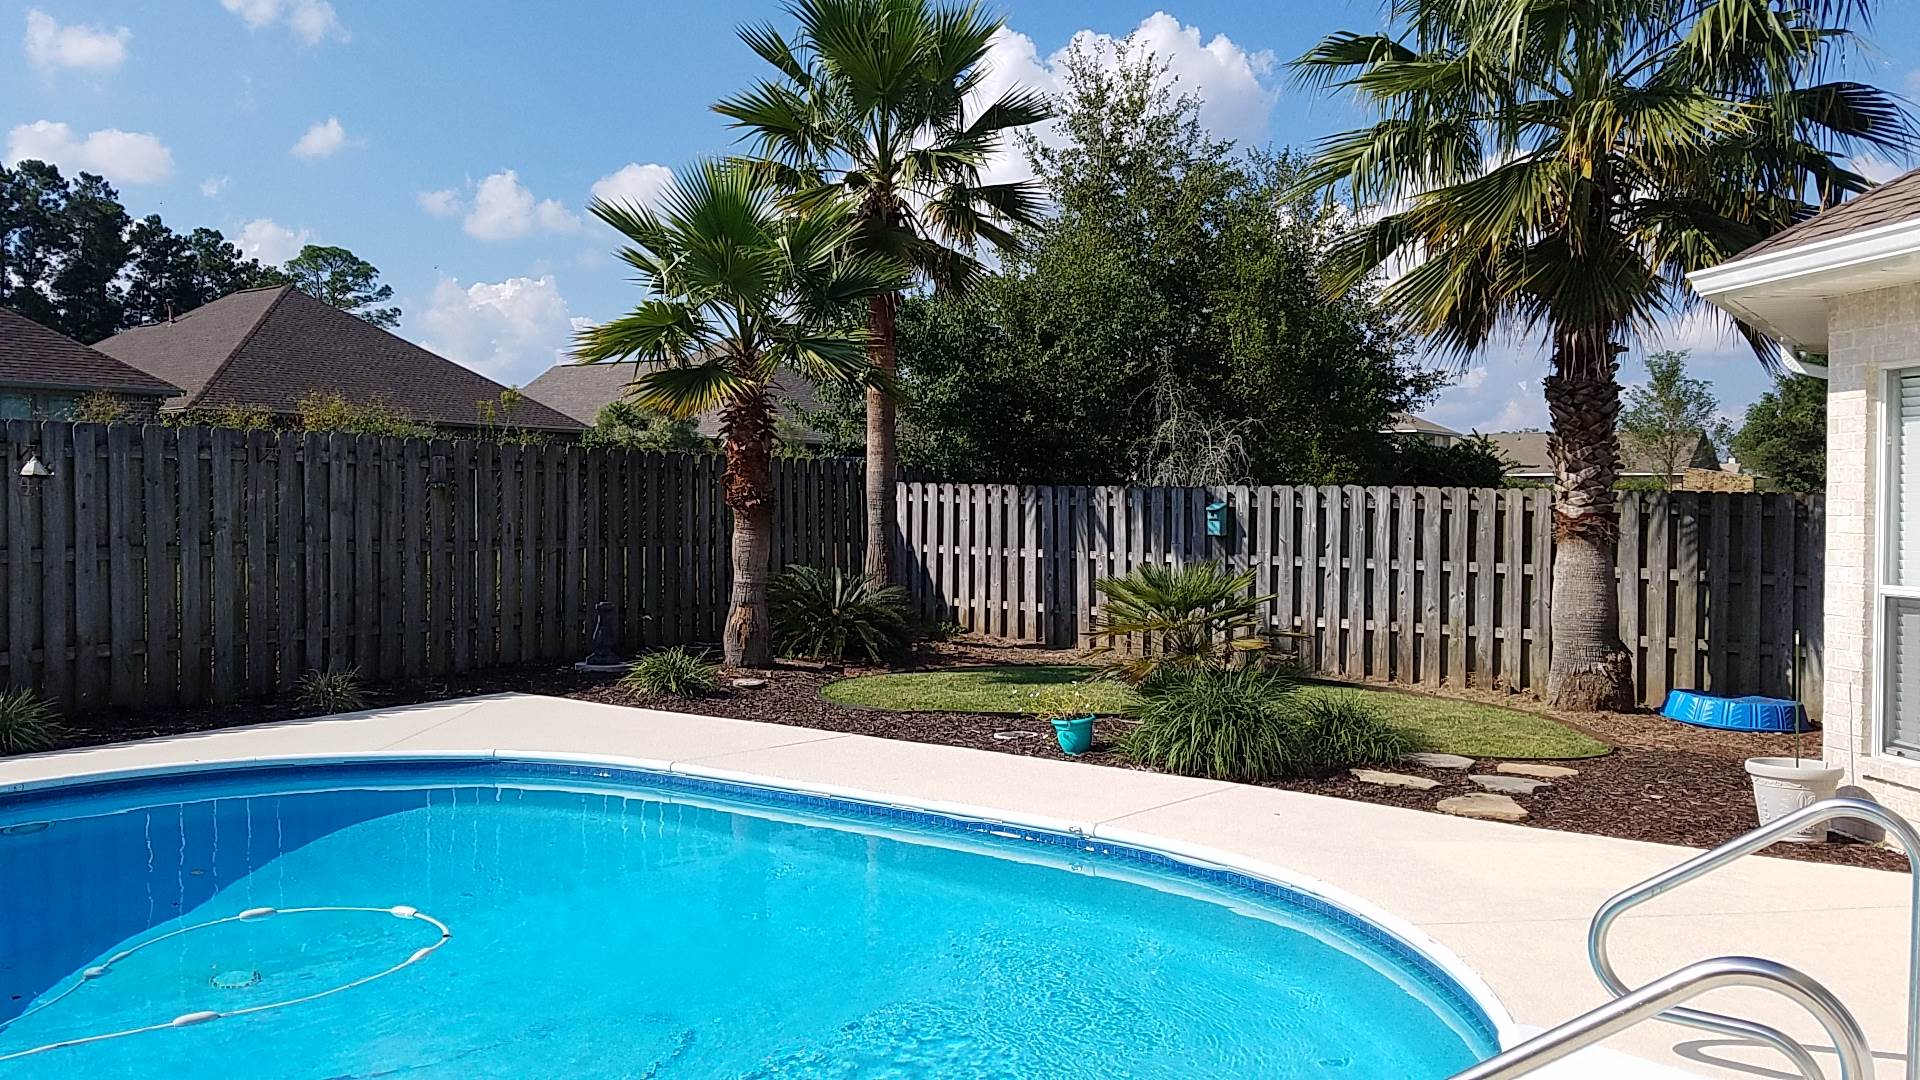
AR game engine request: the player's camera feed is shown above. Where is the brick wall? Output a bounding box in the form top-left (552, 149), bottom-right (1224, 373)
top-left (1824, 282), bottom-right (1920, 823)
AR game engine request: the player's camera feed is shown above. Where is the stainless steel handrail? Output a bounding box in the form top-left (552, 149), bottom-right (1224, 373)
top-left (1587, 797), bottom-right (1919, 1080)
top-left (1451, 956), bottom-right (1873, 1080)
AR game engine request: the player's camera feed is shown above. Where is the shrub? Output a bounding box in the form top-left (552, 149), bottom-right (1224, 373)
top-left (1088, 561), bottom-right (1274, 685)
top-left (1287, 693), bottom-right (1420, 776)
top-left (0, 689), bottom-right (64, 755)
top-left (1122, 670), bottom-right (1415, 781)
top-left (296, 668), bottom-right (367, 713)
top-left (72, 392), bottom-right (130, 424)
top-left (770, 566), bottom-right (912, 662)
top-left (622, 647), bottom-right (718, 697)
top-left (296, 391), bottom-right (437, 439)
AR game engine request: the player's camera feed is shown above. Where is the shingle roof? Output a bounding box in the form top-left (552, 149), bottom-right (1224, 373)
top-left (1385, 413), bottom-right (1461, 438)
top-left (95, 287), bottom-right (582, 432)
top-left (1486, 431), bottom-right (1719, 476)
top-left (1736, 168), bottom-right (1920, 260)
top-left (0, 308), bottom-right (180, 397)
top-left (522, 360), bottom-right (824, 442)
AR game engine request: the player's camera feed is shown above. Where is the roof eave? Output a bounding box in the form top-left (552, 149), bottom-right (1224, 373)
top-left (1692, 217), bottom-right (1920, 354)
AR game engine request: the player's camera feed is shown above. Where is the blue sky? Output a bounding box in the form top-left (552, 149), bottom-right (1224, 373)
top-left (7, 1), bottom-right (1919, 434)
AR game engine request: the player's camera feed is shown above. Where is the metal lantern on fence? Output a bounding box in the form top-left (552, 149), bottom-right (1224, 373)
top-left (17, 451), bottom-right (51, 498)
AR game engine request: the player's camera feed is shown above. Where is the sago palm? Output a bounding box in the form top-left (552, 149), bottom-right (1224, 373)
top-left (574, 161), bottom-right (907, 667)
top-left (1293, 0), bottom-right (1911, 710)
top-left (715, 0), bottom-right (1051, 586)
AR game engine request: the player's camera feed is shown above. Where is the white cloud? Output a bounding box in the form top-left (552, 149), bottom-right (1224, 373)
top-left (975, 14), bottom-right (1280, 184)
top-left (1455, 366), bottom-right (1489, 392)
top-left (201, 175), bottom-right (230, 197)
top-left (24, 9), bottom-right (129, 73)
top-left (414, 274), bottom-right (578, 384)
top-left (236, 217), bottom-right (311, 265)
top-left (219, 0), bottom-right (344, 44)
top-left (290, 116), bottom-right (350, 159)
top-left (5, 120), bottom-right (173, 183)
top-left (418, 188), bottom-right (462, 217)
top-left (589, 162), bottom-right (674, 212)
top-left (1853, 154), bottom-right (1908, 184)
top-left (462, 170), bottom-right (581, 241)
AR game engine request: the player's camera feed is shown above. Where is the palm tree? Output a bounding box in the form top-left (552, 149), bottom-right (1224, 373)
top-left (1292, 0), bottom-right (1911, 710)
top-left (715, 0), bottom-right (1051, 585)
top-left (575, 161), bottom-right (906, 667)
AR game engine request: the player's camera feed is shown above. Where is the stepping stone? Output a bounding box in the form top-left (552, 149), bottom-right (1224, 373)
top-left (1496, 762), bottom-right (1579, 779)
top-left (1471, 774), bottom-right (1550, 795)
top-left (1350, 769), bottom-right (1441, 791)
top-left (1437, 793), bottom-right (1529, 822)
top-left (991, 730), bottom-right (1040, 742)
top-left (1404, 752), bottom-right (1475, 770)
top-left (731, 678), bottom-right (769, 690)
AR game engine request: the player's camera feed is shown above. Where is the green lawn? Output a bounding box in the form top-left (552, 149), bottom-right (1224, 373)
top-left (823, 665), bottom-right (1143, 715)
top-left (820, 665), bottom-right (1609, 760)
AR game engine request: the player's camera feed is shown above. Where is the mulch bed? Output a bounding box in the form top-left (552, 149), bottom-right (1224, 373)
top-left (34, 640), bottom-right (1906, 873)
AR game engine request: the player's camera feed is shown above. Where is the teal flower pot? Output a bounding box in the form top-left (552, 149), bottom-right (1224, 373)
top-left (1051, 715), bottom-right (1095, 756)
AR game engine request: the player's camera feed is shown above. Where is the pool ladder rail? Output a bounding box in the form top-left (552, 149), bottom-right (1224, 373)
top-left (1448, 797), bottom-right (1920, 1080)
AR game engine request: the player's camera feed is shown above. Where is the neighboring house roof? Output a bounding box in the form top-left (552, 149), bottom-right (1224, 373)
top-left (1691, 168), bottom-right (1920, 352)
top-left (94, 286), bottom-right (583, 432)
top-left (1384, 414), bottom-right (1462, 438)
top-left (0, 307), bottom-right (180, 398)
top-left (1486, 431), bottom-right (1719, 477)
top-left (522, 360), bottom-right (825, 443)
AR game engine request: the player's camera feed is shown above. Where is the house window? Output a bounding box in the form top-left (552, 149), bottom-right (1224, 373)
top-left (0, 391), bottom-right (80, 420)
top-left (1884, 371), bottom-right (1920, 756)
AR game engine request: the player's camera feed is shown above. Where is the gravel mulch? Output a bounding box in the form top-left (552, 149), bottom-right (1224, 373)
top-left (29, 640), bottom-right (1906, 873)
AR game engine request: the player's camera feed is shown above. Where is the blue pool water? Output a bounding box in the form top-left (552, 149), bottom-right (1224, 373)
top-left (0, 760), bottom-right (1497, 1078)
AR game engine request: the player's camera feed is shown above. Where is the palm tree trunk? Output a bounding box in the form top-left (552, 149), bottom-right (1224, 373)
top-left (1544, 331), bottom-right (1634, 712)
top-left (863, 292), bottom-right (899, 585)
top-left (722, 392), bottom-right (777, 668)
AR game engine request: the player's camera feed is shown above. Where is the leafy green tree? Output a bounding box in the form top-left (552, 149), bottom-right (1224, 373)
top-left (1733, 375), bottom-right (1827, 492)
top-left (808, 47), bottom-right (1440, 486)
top-left (717, 0), bottom-right (1051, 585)
top-left (124, 218), bottom-right (283, 327)
top-left (0, 161), bottom-right (130, 341)
top-left (1619, 350), bottom-right (1732, 490)
top-left (581, 399), bottom-right (708, 453)
top-left (282, 245), bottom-right (400, 327)
top-left (575, 161), bottom-right (905, 667)
top-left (1292, 0), bottom-right (1911, 710)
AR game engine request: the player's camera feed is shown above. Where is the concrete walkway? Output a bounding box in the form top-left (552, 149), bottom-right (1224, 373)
top-left (1, 693), bottom-right (1910, 1079)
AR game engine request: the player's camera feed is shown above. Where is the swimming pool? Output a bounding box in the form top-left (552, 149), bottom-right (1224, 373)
top-left (0, 758), bottom-right (1501, 1077)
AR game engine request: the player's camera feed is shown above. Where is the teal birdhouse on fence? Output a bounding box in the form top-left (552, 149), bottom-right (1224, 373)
top-left (1206, 501), bottom-right (1228, 537)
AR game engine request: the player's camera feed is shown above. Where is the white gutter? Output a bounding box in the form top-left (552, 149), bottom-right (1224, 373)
top-left (1690, 216), bottom-right (1920, 299)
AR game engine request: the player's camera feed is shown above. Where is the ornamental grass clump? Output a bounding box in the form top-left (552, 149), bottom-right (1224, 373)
top-left (296, 668), bottom-right (367, 714)
top-left (770, 566), bottom-right (912, 662)
top-left (622, 647), bottom-right (719, 698)
top-left (0, 688), bottom-right (64, 755)
top-left (1123, 669), bottom-right (1416, 782)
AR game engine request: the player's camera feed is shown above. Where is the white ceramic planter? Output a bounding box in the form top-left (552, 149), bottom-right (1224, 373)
top-left (1744, 756), bottom-right (1844, 842)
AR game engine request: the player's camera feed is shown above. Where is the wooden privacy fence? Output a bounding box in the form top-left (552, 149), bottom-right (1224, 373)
top-left (0, 421), bottom-right (862, 713)
top-left (895, 484), bottom-right (1825, 713)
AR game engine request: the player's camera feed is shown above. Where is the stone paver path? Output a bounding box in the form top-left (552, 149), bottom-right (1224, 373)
top-left (1404, 752), bottom-right (1475, 769)
top-left (1472, 774), bottom-right (1551, 795)
top-left (1497, 762), bottom-right (1580, 780)
top-left (1437, 792), bottom-right (1530, 822)
top-left (1350, 768), bottom-right (1441, 791)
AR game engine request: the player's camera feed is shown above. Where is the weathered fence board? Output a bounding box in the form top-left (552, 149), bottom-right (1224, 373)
top-left (897, 483), bottom-right (1825, 713)
top-left (0, 420), bottom-right (1823, 716)
top-left (0, 423), bottom-right (862, 714)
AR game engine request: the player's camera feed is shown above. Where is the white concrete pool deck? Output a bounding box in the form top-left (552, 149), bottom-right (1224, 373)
top-left (1, 692), bottom-right (1910, 1079)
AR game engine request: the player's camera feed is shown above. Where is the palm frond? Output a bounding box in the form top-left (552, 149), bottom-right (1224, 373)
top-left (626, 360), bottom-right (755, 420)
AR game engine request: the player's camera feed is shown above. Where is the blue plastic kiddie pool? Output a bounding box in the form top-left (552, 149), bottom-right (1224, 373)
top-left (1660, 690), bottom-right (1811, 732)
